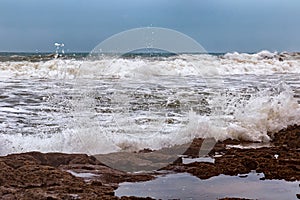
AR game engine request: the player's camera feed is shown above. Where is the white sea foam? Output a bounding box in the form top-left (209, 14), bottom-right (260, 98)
top-left (168, 84), bottom-right (300, 144)
top-left (0, 51), bottom-right (300, 156)
top-left (72, 83), bottom-right (299, 150)
top-left (1, 82), bottom-right (299, 156)
top-left (0, 51), bottom-right (300, 79)
top-left (0, 128), bottom-right (120, 156)
top-left (228, 84), bottom-right (300, 141)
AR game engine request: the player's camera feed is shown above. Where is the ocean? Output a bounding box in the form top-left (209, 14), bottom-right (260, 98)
top-left (1, 51), bottom-right (300, 157)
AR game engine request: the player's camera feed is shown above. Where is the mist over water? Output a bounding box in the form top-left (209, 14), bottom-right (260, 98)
top-left (0, 51), bottom-right (300, 156)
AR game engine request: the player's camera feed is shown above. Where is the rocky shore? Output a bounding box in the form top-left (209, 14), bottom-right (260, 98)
top-left (164, 125), bottom-right (300, 181)
top-left (0, 125), bottom-right (299, 199)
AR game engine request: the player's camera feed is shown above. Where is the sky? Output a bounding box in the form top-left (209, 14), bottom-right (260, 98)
top-left (0, 0), bottom-right (300, 53)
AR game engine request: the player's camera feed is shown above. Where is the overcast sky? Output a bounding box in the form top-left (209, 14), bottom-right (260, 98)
top-left (0, 0), bottom-right (300, 53)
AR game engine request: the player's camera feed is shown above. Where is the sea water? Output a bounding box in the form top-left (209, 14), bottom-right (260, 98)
top-left (0, 51), bottom-right (300, 155)
top-left (115, 172), bottom-right (300, 200)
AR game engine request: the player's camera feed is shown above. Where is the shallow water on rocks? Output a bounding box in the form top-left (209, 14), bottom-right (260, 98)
top-left (115, 171), bottom-right (300, 200)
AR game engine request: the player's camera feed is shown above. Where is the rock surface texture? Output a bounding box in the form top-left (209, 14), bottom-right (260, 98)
top-left (0, 125), bottom-right (299, 199)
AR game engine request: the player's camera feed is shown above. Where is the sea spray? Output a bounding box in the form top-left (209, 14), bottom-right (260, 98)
top-left (1, 51), bottom-right (300, 79)
top-left (1, 52), bottom-right (300, 158)
top-left (228, 83), bottom-right (300, 141)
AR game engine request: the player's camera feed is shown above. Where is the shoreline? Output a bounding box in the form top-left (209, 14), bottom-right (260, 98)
top-left (0, 125), bottom-right (299, 199)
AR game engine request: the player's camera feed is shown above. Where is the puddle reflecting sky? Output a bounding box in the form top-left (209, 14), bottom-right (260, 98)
top-left (116, 172), bottom-right (299, 200)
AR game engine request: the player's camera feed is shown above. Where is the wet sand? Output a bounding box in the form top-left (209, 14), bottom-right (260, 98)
top-left (0, 125), bottom-right (299, 199)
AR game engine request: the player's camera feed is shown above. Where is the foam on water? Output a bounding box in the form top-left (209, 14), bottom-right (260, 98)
top-left (0, 51), bottom-right (300, 79)
top-left (171, 83), bottom-right (300, 144)
top-left (0, 51), bottom-right (300, 156)
top-left (228, 84), bottom-right (300, 141)
top-left (0, 80), bottom-right (299, 155)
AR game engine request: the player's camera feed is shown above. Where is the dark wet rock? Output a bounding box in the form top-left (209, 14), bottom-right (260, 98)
top-left (94, 143), bottom-right (190, 172)
top-left (0, 125), bottom-right (299, 199)
top-left (182, 138), bottom-right (204, 157)
top-left (136, 148), bottom-right (153, 153)
top-left (0, 152), bottom-right (154, 199)
top-left (162, 124), bottom-right (300, 181)
top-left (1, 152), bottom-right (100, 169)
top-left (271, 125), bottom-right (300, 149)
